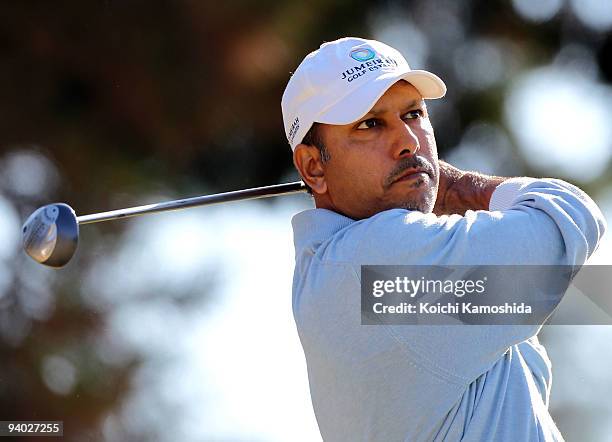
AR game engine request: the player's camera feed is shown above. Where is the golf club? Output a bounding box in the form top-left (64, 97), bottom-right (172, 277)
top-left (22, 181), bottom-right (307, 268)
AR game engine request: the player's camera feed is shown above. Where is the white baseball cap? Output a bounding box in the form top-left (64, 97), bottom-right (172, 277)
top-left (281, 37), bottom-right (447, 150)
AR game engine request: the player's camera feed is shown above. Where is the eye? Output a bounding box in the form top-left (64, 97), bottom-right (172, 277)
top-left (356, 118), bottom-right (380, 130)
top-left (403, 109), bottom-right (424, 120)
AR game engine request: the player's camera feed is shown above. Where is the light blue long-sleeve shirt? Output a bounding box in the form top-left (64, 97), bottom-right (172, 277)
top-left (291, 178), bottom-right (607, 442)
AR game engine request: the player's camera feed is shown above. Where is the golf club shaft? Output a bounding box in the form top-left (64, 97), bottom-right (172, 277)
top-left (76, 181), bottom-right (307, 225)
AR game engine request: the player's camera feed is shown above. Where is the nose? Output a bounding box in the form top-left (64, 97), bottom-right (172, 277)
top-left (390, 119), bottom-right (419, 159)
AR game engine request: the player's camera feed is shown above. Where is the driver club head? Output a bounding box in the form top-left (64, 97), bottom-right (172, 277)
top-left (22, 203), bottom-right (79, 268)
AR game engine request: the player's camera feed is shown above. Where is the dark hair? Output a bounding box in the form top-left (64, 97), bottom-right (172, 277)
top-left (300, 123), bottom-right (330, 195)
top-left (302, 123), bottom-right (330, 161)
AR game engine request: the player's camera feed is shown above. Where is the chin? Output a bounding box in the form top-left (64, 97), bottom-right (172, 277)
top-left (397, 191), bottom-right (436, 213)
top-left (397, 202), bottom-right (432, 213)
top-left (393, 176), bottom-right (435, 208)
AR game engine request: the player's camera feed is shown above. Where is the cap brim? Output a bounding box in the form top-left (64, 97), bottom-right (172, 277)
top-left (316, 69), bottom-right (446, 125)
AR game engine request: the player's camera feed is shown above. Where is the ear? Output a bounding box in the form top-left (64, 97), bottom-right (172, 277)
top-left (293, 144), bottom-right (328, 195)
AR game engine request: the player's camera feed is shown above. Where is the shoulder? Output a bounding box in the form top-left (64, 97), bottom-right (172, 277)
top-left (331, 209), bottom-right (467, 265)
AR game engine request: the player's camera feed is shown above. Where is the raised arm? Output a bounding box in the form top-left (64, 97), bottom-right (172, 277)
top-left (344, 168), bottom-right (607, 383)
top-left (433, 161), bottom-right (507, 216)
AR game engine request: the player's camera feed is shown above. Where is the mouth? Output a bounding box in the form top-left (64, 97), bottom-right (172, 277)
top-left (392, 168), bottom-right (430, 185)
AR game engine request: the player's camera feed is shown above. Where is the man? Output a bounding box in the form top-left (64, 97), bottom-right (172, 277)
top-left (282, 37), bottom-right (606, 441)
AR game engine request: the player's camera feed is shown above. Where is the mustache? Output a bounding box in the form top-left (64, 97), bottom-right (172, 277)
top-left (384, 156), bottom-right (435, 188)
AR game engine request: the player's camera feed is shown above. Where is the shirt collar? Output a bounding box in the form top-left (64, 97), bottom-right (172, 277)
top-left (291, 208), bottom-right (355, 252)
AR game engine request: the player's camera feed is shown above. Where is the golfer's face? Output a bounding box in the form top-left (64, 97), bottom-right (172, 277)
top-left (319, 80), bottom-right (440, 220)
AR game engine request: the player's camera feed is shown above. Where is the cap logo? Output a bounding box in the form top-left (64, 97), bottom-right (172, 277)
top-left (350, 48), bottom-right (375, 62)
top-left (288, 117), bottom-right (300, 144)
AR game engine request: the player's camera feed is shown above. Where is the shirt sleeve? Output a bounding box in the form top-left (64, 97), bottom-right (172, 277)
top-left (353, 177), bottom-right (606, 267)
top-left (487, 177), bottom-right (606, 264)
top-left (347, 177), bottom-right (607, 382)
